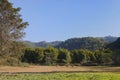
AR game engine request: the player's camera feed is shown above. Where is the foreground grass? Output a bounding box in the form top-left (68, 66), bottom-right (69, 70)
top-left (0, 72), bottom-right (120, 80)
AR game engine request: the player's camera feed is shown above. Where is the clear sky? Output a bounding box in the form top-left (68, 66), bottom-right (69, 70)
top-left (9, 0), bottom-right (120, 42)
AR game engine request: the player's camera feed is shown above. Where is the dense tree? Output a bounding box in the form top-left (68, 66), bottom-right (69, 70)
top-left (106, 38), bottom-right (120, 65)
top-left (43, 47), bottom-right (58, 65)
top-left (71, 49), bottom-right (96, 65)
top-left (34, 48), bottom-right (44, 63)
top-left (112, 50), bottom-right (120, 65)
top-left (0, 0), bottom-right (28, 56)
top-left (94, 49), bottom-right (112, 65)
top-left (57, 48), bottom-right (71, 64)
top-left (18, 38), bottom-right (120, 66)
top-left (22, 48), bottom-right (45, 64)
top-left (22, 48), bottom-right (37, 63)
top-left (56, 37), bottom-right (107, 50)
top-left (21, 47), bottom-right (113, 65)
top-left (71, 49), bottom-right (85, 64)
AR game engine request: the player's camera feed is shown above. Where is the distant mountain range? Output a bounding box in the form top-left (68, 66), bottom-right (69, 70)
top-left (24, 41), bottom-right (62, 48)
top-left (24, 36), bottom-right (118, 50)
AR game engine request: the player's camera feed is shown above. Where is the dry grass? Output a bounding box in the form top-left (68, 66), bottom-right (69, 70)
top-left (0, 66), bottom-right (120, 73)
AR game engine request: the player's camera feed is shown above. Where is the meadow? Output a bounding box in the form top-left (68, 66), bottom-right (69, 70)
top-left (0, 72), bottom-right (120, 80)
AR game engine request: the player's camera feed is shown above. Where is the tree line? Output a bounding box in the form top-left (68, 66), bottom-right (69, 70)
top-left (0, 0), bottom-right (120, 66)
top-left (21, 47), bottom-right (116, 66)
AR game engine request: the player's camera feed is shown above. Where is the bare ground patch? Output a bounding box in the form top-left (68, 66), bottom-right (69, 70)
top-left (0, 66), bottom-right (120, 74)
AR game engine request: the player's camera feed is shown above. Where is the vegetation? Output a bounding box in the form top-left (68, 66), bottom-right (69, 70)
top-left (21, 47), bottom-right (113, 66)
top-left (106, 38), bottom-right (120, 65)
top-left (24, 36), bottom-right (118, 48)
top-left (0, 1), bottom-right (119, 80)
top-left (0, 0), bottom-right (119, 67)
top-left (56, 37), bottom-right (108, 50)
top-left (0, 73), bottom-right (120, 80)
top-left (20, 37), bottom-right (120, 66)
top-left (20, 37), bottom-right (119, 66)
top-left (0, 0), bottom-right (28, 65)
top-left (57, 48), bottom-right (71, 64)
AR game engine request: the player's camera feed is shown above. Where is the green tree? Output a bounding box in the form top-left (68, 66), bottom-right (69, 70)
top-left (57, 48), bottom-right (71, 64)
top-left (112, 50), bottom-right (120, 65)
top-left (71, 49), bottom-right (96, 65)
top-left (94, 49), bottom-right (112, 65)
top-left (0, 0), bottom-right (28, 56)
top-left (43, 47), bottom-right (58, 65)
top-left (107, 37), bottom-right (120, 65)
top-left (22, 48), bottom-right (44, 64)
top-left (34, 47), bottom-right (44, 63)
top-left (22, 48), bottom-right (36, 64)
top-left (71, 50), bottom-right (83, 64)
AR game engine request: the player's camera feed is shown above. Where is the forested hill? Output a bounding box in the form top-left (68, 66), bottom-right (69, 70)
top-left (24, 36), bottom-right (118, 50)
top-left (56, 37), bottom-right (107, 50)
top-left (56, 36), bottom-right (118, 50)
top-left (107, 37), bottom-right (120, 50)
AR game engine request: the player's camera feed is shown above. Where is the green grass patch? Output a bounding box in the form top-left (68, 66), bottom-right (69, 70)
top-left (0, 72), bottom-right (120, 80)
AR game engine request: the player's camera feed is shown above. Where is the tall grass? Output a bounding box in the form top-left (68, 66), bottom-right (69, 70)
top-left (0, 72), bottom-right (120, 80)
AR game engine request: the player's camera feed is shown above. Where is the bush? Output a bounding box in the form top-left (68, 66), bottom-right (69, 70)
top-left (42, 47), bottom-right (58, 65)
top-left (22, 48), bottom-right (42, 64)
top-left (57, 48), bottom-right (71, 64)
top-left (0, 57), bottom-right (23, 66)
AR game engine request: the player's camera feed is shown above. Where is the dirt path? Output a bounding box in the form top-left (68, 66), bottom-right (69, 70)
top-left (0, 66), bottom-right (120, 73)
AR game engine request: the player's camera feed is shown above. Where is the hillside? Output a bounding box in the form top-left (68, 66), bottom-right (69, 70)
top-left (107, 37), bottom-right (120, 50)
top-left (24, 36), bottom-right (118, 50)
top-left (102, 36), bottom-right (118, 42)
top-left (56, 37), bottom-right (108, 50)
top-left (24, 41), bottom-right (62, 48)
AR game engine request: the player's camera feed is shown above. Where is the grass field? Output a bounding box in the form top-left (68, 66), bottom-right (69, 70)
top-left (0, 66), bottom-right (120, 80)
top-left (0, 72), bottom-right (120, 80)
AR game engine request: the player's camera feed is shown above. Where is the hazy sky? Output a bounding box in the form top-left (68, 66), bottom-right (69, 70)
top-left (9, 0), bottom-right (120, 42)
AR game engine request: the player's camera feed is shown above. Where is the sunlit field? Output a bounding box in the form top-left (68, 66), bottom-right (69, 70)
top-left (0, 72), bottom-right (120, 80)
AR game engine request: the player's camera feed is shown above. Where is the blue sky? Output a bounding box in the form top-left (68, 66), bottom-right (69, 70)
top-left (9, 0), bottom-right (120, 42)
